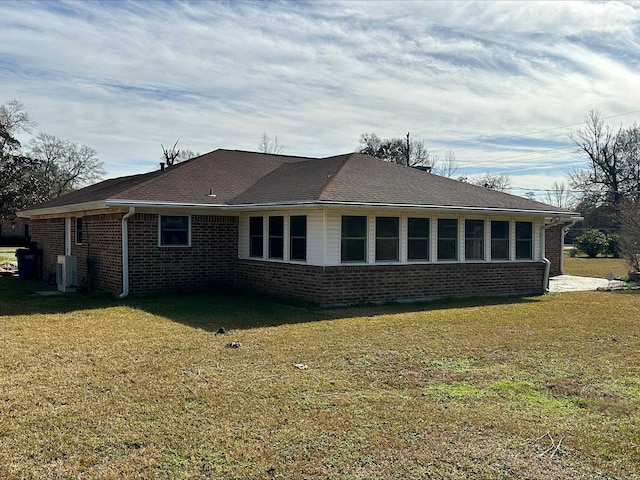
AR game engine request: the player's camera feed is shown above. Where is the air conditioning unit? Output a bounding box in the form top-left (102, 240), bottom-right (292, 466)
top-left (57, 255), bottom-right (77, 293)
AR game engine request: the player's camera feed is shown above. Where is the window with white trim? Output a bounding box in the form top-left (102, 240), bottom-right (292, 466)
top-left (437, 219), bottom-right (458, 261)
top-left (516, 221), bottom-right (533, 260)
top-left (269, 216), bottom-right (284, 259)
top-left (289, 215), bottom-right (307, 261)
top-left (376, 216), bottom-right (399, 262)
top-left (159, 215), bottom-right (189, 246)
top-left (465, 219), bottom-right (484, 260)
top-left (341, 216), bottom-right (367, 262)
top-left (249, 216), bottom-right (263, 258)
top-left (75, 217), bottom-right (83, 245)
top-left (491, 220), bottom-right (509, 260)
top-left (407, 217), bottom-right (429, 261)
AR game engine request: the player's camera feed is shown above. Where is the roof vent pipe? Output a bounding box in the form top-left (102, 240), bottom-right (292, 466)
top-left (160, 162), bottom-right (165, 171)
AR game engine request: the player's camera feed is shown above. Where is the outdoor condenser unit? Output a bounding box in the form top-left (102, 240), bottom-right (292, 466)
top-left (56, 255), bottom-right (77, 293)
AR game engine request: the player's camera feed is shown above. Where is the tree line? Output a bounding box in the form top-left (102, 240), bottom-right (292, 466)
top-left (1, 99), bottom-right (105, 223)
top-left (567, 109), bottom-right (640, 271)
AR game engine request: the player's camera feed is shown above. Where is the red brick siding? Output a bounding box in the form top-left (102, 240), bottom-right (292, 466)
top-left (69, 213), bottom-right (122, 294)
top-left (128, 214), bottom-right (238, 294)
top-left (544, 224), bottom-right (563, 277)
top-left (30, 218), bottom-right (65, 281)
top-left (237, 260), bottom-right (546, 305)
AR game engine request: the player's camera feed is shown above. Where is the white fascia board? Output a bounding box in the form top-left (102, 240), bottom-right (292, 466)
top-left (17, 201), bottom-right (110, 218)
top-left (105, 198), bottom-right (580, 218)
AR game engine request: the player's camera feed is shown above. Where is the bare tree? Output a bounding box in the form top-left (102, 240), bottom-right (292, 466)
top-left (29, 133), bottom-right (105, 198)
top-left (569, 109), bottom-right (632, 207)
top-left (431, 149), bottom-right (460, 178)
top-left (0, 100), bottom-right (35, 144)
top-left (161, 140), bottom-right (198, 167)
top-left (161, 139), bottom-right (180, 167)
top-left (469, 172), bottom-right (511, 192)
top-left (545, 180), bottom-right (575, 210)
top-left (258, 133), bottom-right (285, 154)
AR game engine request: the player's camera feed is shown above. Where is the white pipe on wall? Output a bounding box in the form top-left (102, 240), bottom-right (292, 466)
top-left (118, 207), bottom-right (135, 299)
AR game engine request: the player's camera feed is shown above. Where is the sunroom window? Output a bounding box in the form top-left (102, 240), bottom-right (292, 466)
top-left (465, 219), bottom-right (484, 260)
top-left (437, 219), bottom-right (458, 261)
top-left (269, 216), bottom-right (284, 259)
top-left (516, 221), bottom-right (533, 260)
top-left (290, 215), bottom-right (307, 261)
top-left (249, 216), bottom-right (263, 258)
top-left (341, 216), bottom-right (367, 262)
top-left (375, 217), bottom-right (399, 262)
top-left (407, 217), bottom-right (429, 261)
top-left (491, 220), bottom-right (510, 260)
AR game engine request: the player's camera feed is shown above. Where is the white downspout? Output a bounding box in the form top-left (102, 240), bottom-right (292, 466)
top-left (542, 218), bottom-right (561, 293)
top-left (119, 207), bottom-right (135, 299)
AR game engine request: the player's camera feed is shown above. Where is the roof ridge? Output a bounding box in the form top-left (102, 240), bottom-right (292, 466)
top-left (111, 148), bottom-right (224, 200)
top-left (317, 153), bottom-right (354, 200)
top-left (231, 149), bottom-right (318, 162)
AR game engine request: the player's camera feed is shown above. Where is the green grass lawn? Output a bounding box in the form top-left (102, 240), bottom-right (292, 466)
top-left (1, 278), bottom-right (639, 479)
top-left (563, 253), bottom-right (630, 279)
top-left (0, 246), bottom-right (17, 264)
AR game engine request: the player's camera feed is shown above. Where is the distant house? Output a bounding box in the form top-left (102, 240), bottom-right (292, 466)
top-left (18, 149), bottom-right (580, 305)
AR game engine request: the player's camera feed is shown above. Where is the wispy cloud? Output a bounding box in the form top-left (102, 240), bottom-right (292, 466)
top-left (1, 0), bottom-right (639, 196)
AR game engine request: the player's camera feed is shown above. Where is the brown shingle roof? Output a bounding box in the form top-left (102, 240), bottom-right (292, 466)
top-left (20, 149), bottom-right (576, 215)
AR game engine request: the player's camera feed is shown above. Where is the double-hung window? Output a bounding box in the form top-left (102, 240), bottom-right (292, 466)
top-left (464, 219), bottom-right (484, 260)
top-left (269, 216), bottom-right (284, 259)
top-left (290, 215), bottom-right (307, 261)
top-left (375, 217), bottom-right (399, 262)
top-left (516, 221), bottom-right (533, 260)
top-left (491, 220), bottom-right (510, 260)
top-left (341, 216), bottom-right (367, 262)
top-left (407, 217), bottom-right (429, 261)
top-left (437, 219), bottom-right (458, 261)
top-left (249, 216), bottom-right (264, 258)
top-left (160, 215), bottom-right (189, 246)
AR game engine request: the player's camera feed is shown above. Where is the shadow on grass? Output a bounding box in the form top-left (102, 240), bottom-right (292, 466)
top-left (0, 276), bottom-right (544, 332)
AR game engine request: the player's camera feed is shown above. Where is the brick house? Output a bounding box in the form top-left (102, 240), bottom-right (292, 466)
top-left (18, 149), bottom-right (580, 305)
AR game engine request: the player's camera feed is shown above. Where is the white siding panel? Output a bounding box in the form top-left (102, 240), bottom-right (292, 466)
top-left (325, 211), bottom-right (342, 265)
top-left (306, 210), bottom-right (325, 265)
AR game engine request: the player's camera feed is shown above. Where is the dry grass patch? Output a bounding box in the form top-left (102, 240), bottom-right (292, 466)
top-left (1, 278), bottom-right (639, 479)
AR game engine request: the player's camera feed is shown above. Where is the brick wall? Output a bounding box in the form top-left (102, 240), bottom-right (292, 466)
top-left (70, 213), bottom-right (123, 294)
top-left (544, 224), bottom-right (564, 277)
top-left (30, 218), bottom-right (65, 281)
top-left (128, 214), bottom-right (238, 294)
top-left (237, 260), bottom-right (546, 306)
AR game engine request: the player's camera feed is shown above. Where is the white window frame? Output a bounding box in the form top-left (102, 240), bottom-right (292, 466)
top-left (75, 216), bottom-right (83, 245)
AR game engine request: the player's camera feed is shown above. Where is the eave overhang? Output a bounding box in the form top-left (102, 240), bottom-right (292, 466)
top-left (17, 200), bottom-right (111, 218)
top-left (19, 198), bottom-right (581, 221)
top-left (102, 199), bottom-right (580, 219)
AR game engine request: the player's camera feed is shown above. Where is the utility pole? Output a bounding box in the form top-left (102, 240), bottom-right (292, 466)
top-left (405, 132), bottom-right (411, 167)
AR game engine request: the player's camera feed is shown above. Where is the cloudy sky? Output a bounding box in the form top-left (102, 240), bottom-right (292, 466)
top-left (2, 0), bottom-right (640, 199)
